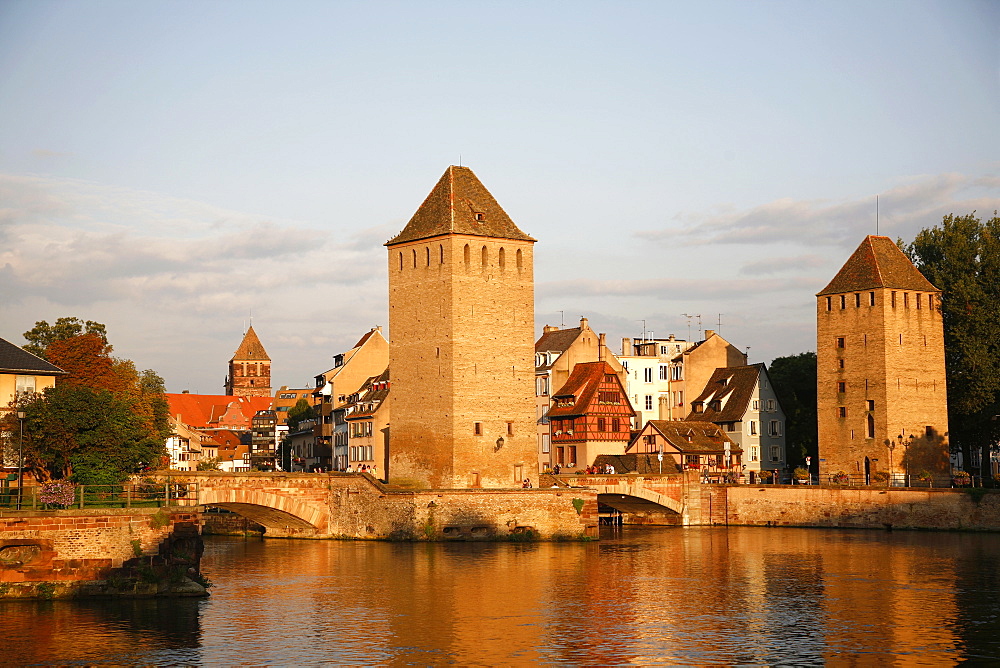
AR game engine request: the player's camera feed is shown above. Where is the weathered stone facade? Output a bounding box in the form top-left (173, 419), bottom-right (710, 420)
top-left (817, 236), bottom-right (949, 480)
top-left (0, 508), bottom-right (204, 599)
top-left (225, 325), bottom-right (272, 397)
top-left (386, 166), bottom-right (537, 489)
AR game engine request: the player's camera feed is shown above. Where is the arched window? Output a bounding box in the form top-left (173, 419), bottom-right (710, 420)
top-left (498, 247), bottom-right (506, 270)
top-left (412, 248), bottom-right (417, 268)
top-left (464, 244), bottom-right (470, 265)
top-left (426, 246), bottom-right (430, 266)
top-left (398, 252), bottom-right (403, 271)
top-left (440, 244), bottom-right (444, 264)
top-left (867, 414), bottom-right (875, 439)
top-left (481, 245), bottom-right (488, 269)
top-left (516, 248), bottom-right (523, 271)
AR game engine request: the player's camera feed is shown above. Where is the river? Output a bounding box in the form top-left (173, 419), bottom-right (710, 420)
top-left (4, 526), bottom-right (1000, 665)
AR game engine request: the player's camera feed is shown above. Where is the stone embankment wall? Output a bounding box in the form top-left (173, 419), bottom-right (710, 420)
top-left (159, 472), bottom-right (599, 540)
top-left (723, 485), bottom-right (1000, 530)
top-left (0, 507), bottom-right (205, 599)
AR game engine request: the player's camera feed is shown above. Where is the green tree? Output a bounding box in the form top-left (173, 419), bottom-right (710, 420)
top-left (904, 211), bottom-right (1000, 477)
top-left (3, 320), bottom-right (169, 485)
top-left (22, 317), bottom-right (107, 358)
top-left (197, 457), bottom-right (221, 471)
top-left (286, 398), bottom-right (316, 431)
top-left (769, 352), bottom-right (818, 468)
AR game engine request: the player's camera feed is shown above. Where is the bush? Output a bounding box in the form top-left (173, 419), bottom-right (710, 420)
top-left (832, 471), bottom-right (850, 483)
top-left (39, 480), bottom-right (76, 508)
top-left (953, 471), bottom-right (971, 487)
top-left (873, 471), bottom-right (890, 483)
top-left (793, 467), bottom-right (810, 480)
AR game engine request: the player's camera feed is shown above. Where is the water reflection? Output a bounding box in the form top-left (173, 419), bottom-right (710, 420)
top-left (4, 527), bottom-right (1000, 665)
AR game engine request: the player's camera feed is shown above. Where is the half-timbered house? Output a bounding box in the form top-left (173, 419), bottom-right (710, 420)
top-left (547, 361), bottom-right (634, 469)
top-left (628, 420), bottom-right (742, 481)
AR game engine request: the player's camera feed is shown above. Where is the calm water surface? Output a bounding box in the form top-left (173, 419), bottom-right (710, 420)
top-left (4, 527), bottom-right (1000, 665)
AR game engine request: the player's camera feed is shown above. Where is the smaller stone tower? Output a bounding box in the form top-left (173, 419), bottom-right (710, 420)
top-left (225, 325), bottom-right (272, 398)
top-left (817, 236), bottom-right (949, 482)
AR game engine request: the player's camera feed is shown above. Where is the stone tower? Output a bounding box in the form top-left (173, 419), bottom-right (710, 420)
top-left (816, 235), bottom-right (949, 481)
top-left (225, 325), bottom-right (272, 398)
top-left (386, 166), bottom-right (537, 488)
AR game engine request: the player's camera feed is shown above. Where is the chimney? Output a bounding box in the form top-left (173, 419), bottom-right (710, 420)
top-left (598, 333), bottom-right (606, 361)
top-left (182, 389), bottom-right (190, 394)
top-left (622, 338), bottom-right (631, 355)
top-left (580, 317), bottom-right (589, 330)
top-left (543, 325), bottom-right (559, 333)
top-left (705, 329), bottom-right (715, 338)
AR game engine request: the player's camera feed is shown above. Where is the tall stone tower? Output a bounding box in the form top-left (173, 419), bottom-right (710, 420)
top-left (225, 325), bottom-right (272, 398)
top-left (386, 166), bottom-right (537, 488)
top-left (817, 236), bottom-right (949, 481)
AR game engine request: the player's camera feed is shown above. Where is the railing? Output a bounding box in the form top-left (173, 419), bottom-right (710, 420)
top-left (0, 482), bottom-right (200, 510)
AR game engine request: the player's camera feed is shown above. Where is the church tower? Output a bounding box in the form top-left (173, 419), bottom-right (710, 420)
top-left (386, 166), bottom-right (537, 488)
top-left (817, 236), bottom-right (949, 481)
top-left (225, 325), bottom-right (272, 398)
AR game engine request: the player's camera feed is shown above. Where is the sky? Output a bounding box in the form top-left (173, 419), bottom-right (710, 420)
top-left (1, 0), bottom-right (998, 394)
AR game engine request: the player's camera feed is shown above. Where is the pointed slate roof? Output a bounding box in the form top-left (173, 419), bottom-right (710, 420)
top-left (386, 166), bottom-right (536, 246)
top-left (818, 235), bottom-right (938, 296)
top-left (0, 337), bottom-right (66, 375)
top-left (231, 326), bottom-right (269, 362)
top-left (687, 364), bottom-right (767, 423)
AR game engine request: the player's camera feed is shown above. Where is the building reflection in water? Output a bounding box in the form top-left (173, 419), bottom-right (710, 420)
top-left (7, 527), bottom-right (1000, 664)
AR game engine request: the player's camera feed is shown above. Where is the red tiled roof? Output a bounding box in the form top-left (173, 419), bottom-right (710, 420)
top-left (547, 361), bottom-right (629, 418)
top-left (818, 235), bottom-right (938, 296)
top-left (386, 166), bottom-right (535, 246)
top-left (166, 393), bottom-right (273, 429)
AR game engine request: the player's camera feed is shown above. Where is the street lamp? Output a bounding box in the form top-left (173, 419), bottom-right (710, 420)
top-left (16, 410), bottom-right (25, 510)
top-left (885, 439), bottom-right (895, 486)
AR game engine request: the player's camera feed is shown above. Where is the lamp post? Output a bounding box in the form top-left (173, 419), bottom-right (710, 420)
top-left (16, 410), bottom-right (25, 510)
top-left (885, 439), bottom-right (895, 486)
top-left (898, 433), bottom-right (909, 487)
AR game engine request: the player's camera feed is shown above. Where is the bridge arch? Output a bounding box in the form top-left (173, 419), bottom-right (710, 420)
top-left (197, 488), bottom-right (329, 534)
top-left (592, 483), bottom-right (684, 515)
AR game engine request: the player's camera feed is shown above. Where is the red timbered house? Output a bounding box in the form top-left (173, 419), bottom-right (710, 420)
top-left (547, 361), bottom-right (634, 469)
top-left (628, 420), bottom-right (742, 481)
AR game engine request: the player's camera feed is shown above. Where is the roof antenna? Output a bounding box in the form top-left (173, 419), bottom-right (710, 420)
top-left (459, 154), bottom-right (462, 167)
top-left (559, 310), bottom-right (564, 327)
top-left (717, 313), bottom-right (723, 334)
top-left (744, 346), bottom-right (751, 363)
top-left (876, 195), bottom-right (879, 235)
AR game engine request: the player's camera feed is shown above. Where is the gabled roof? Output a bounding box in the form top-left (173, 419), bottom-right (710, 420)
top-left (818, 235), bottom-right (938, 296)
top-left (640, 420), bottom-right (739, 453)
top-left (687, 364), bottom-right (765, 423)
top-left (386, 166), bottom-right (535, 246)
top-left (230, 325), bottom-right (270, 362)
top-left (535, 327), bottom-right (583, 370)
top-left (0, 337), bottom-right (66, 375)
top-left (166, 393), bottom-right (273, 429)
top-left (345, 368), bottom-right (390, 420)
top-left (547, 361), bottom-right (628, 418)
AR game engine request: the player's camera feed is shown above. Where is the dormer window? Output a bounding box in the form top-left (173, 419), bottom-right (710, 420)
top-left (474, 212), bottom-right (485, 221)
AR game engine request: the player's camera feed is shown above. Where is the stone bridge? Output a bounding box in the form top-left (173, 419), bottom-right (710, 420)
top-left (541, 470), bottom-right (709, 525)
top-left (152, 472), bottom-right (600, 539)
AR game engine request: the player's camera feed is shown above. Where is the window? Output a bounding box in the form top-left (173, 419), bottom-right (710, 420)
top-left (464, 244), bottom-right (470, 265)
top-left (474, 422), bottom-right (482, 436)
top-left (542, 436), bottom-right (550, 454)
top-left (481, 246), bottom-right (488, 268)
top-left (516, 249), bottom-right (523, 270)
top-left (867, 414), bottom-right (875, 438)
top-left (838, 406), bottom-right (847, 418)
top-left (597, 417), bottom-right (606, 432)
top-left (474, 212), bottom-right (485, 221)
top-left (659, 365), bottom-right (668, 380)
top-left (440, 244), bottom-right (444, 263)
top-left (412, 248), bottom-right (417, 268)
top-left (867, 399), bottom-right (875, 411)
top-left (839, 358), bottom-right (845, 369)
top-left (426, 246), bottom-right (430, 266)
top-left (769, 420), bottom-right (781, 436)
top-left (840, 295), bottom-right (846, 309)
top-left (836, 337), bottom-right (845, 349)
top-left (645, 395), bottom-right (653, 410)
top-left (891, 291), bottom-right (897, 308)
top-left (766, 399), bottom-right (775, 411)
top-left (855, 293), bottom-right (861, 307)
top-left (826, 296), bottom-right (832, 311)
top-left (644, 367), bottom-right (653, 383)
top-left (870, 291), bottom-right (876, 306)
top-left (498, 247), bottom-right (506, 270)
top-left (770, 446), bottom-right (781, 462)
top-left (749, 421), bottom-right (758, 435)
top-left (671, 365), bottom-right (683, 380)
top-left (398, 252), bottom-right (403, 270)
top-left (917, 293), bottom-right (922, 309)
top-left (904, 292), bottom-right (909, 308)
top-left (837, 382), bottom-right (846, 393)
top-left (15, 375), bottom-right (36, 395)
top-left (750, 446), bottom-right (759, 462)
top-left (612, 418), bottom-right (620, 432)
top-left (752, 399), bottom-right (759, 410)
top-left (507, 422), bottom-right (514, 436)
top-left (537, 377), bottom-right (549, 396)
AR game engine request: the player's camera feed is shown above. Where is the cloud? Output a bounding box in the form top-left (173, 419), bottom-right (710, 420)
top-left (635, 172), bottom-right (1000, 249)
top-left (739, 254), bottom-right (829, 276)
top-left (537, 276), bottom-right (816, 301)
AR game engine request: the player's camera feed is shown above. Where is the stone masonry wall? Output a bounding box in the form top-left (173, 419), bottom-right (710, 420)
top-left (725, 486), bottom-right (1000, 530)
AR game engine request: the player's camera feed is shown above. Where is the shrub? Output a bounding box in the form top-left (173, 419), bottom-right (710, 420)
top-left (872, 471), bottom-right (890, 484)
top-left (832, 471), bottom-right (850, 483)
top-left (39, 480), bottom-right (76, 508)
top-left (793, 467), bottom-right (810, 480)
top-left (953, 471), bottom-right (971, 487)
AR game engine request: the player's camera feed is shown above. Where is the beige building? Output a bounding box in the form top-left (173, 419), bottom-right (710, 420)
top-left (621, 330), bottom-right (746, 425)
top-left (816, 235), bottom-right (949, 483)
top-left (224, 325), bottom-right (271, 398)
top-left (0, 337), bottom-right (65, 415)
top-left (386, 165), bottom-right (536, 488)
top-left (534, 318), bottom-right (624, 472)
top-left (344, 368), bottom-right (390, 478)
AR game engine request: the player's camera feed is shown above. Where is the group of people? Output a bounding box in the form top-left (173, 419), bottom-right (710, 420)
top-left (550, 463), bottom-right (616, 475)
top-left (345, 463), bottom-right (378, 477)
